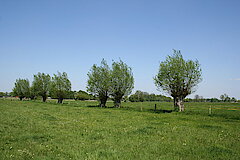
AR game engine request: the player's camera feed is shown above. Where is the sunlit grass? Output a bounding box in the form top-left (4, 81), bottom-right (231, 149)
top-left (0, 99), bottom-right (239, 159)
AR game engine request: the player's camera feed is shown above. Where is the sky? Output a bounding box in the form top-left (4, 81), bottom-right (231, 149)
top-left (0, 0), bottom-right (240, 99)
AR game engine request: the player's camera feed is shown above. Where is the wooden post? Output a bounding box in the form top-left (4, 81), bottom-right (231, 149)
top-left (155, 104), bottom-right (157, 112)
top-left (209, 106), bottom-right (212, 115)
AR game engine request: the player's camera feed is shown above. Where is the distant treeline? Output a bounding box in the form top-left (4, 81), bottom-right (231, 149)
top-left (185, 94), bottom-right (238, 103)
top-left (65, 90), bottom-right (96, 100)
top-left (129, 90), bottom-right (172, 102)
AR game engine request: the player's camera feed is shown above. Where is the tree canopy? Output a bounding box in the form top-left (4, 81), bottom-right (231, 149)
top-left (50, 72), bottom-right (71, 103)
top-left (87, 59), bottom-right (111, 107)
top-left (154, 50), bottom-right (202, 111)
top-left (87, 59), bottom-right (134, 107)
top-left (32, 72), bottom-right (51, 102)
top-left (110, 60), bottom-right (134, 107)
top-left (13, 78), bottom-right (30, 100)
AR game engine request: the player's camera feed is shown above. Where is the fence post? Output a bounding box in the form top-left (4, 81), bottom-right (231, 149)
top-left (209, 105), bottom-right (212, 115)
top-left (155, 104), bottom-right (157, 112)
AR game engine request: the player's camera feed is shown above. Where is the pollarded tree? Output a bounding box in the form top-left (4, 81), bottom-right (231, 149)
top-left (220, 93), bottom-right (230, 102)
top-left (51, 72), bottom-right (71, 103)
top-left (220, 94), bottom-right (225, 101)
top-left (29, 85), bottom-right (37, 100)
top-left (154, 50), bottom-right (202, 112)
top-left (110, 60), bottom-right (134, 108)
top-left (87, 59), bottom-right (111, 107)
top-left (32, 72), bottom-right (51, 102)
top-left (13, 78), bottom-right (30, 100)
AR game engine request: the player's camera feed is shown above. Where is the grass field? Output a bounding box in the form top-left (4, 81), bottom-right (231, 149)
top-left (0, 99), bottom-right (240, 159)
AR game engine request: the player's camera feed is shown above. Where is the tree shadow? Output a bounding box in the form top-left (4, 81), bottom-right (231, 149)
top-left (149, 109), bottom-right (173, 113)
top-left (86, 105), bottom-right (115, 108)
top-left (86, 105), bottom-right (174, 114)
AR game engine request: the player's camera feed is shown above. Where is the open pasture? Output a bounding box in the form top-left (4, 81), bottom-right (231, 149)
top-left (0, 99), bottom-right (239, 159)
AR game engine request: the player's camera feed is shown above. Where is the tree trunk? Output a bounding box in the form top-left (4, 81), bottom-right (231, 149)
top-left (176, 98), bottom-right (184, 112)
top-left (173, 97), bottom-right (179, 111)
top-left (114, 98), bottom-right (121, 108)
top-left (42, 95), bottom-right (47, 102)
top-left (100, 98), bottom-right (107, 107)
top-left (58, 98), bottom-right (63, 104)
top-left (19, 97), bottom-right (23, 101)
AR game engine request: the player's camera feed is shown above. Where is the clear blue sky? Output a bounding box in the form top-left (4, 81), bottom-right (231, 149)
top-left (0, 0), bottom-right (240, 99)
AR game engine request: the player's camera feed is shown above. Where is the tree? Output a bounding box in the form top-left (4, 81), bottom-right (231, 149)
top-left (0, 92), bottom-right (4, 97)
top-left (29, 86), bottom-right (37, 100)
top-left (32, 72), bottom-right (51, 102)
top-left (87, 59), bottom-right (111, 107)
top-left (154, 50), bottom-right (202, 112)
top-left (129, 90), bottom-right (145, 102)
top-left (50, 72), bottom-right (71, 103)
top-left (231, 97), bottom-right (237, 102)
top-left (129, 91), bottom-right (172, 102)
top-left (13, 78), bottom-right (30, 100)
top-left (220, 94), bottom-right (231, 102)
top-left (110, 60), bottom-right (134, 107)
top-left (194, 94), bottom-right (200, 102)
top-left (74, 90), bottom-right (91, 100)
top-left (220, 94), bottom-right (226, 101)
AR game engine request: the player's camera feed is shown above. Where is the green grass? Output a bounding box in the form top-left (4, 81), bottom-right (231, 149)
top-left (0, 99), bottom-right (240, 159)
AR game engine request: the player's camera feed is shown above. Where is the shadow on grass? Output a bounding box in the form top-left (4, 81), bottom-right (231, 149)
top-left (87, 104), bottom-right (240, 120)
top-left (149, 109), bottom-right (173, 113)
top-left (85, 105), bottom-right (174, 114)
top-left (86, 105), bottom-right (116, 108)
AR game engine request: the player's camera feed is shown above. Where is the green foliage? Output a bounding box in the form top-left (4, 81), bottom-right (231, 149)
top-left (0, 92), bottom-right (5, 97)
top-left (0, 92), bottom-right (10, 98)
top-left (32, 72), bottom-right (51, 102)
top-left (87, 59), bottom-right (111, 107)
top-left (87, 59), bottom-right (134, 107)
top-left (12, 78), bottom-right (30, 100)
top-left (129, 90), bottom-right (172, 102)
top-left (154, 50), bottom-right (202, 111)
top-left (74, 90), bottom-right (93, 100)
top-left (129, 90), bottom-right (145, 102)
top-left (110, 60), bottom-right (134, 107)
top-left (219, 94), bottom-right (236, 102)
top-left (29, 86), bottom-right (37, 100)
top-left (67, 91), bottom-right (76, 99)
top-left (50, 72), bottom-right (71, 103)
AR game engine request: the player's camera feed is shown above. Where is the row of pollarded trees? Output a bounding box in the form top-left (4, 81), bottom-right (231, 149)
top-left (13, 50), bottom-right (202, 111)
top-left (87, 59), bottom-right (134, 108)
top-left (13, 72), bottom-right (71, 103)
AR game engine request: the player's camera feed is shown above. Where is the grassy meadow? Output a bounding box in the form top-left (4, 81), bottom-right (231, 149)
top-left (0, 99), bottom-right (240, 159)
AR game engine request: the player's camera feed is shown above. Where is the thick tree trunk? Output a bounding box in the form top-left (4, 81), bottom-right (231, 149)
top-left (177, 98), bottom-right (184, 112)
top-left (114, 98), bottom-right (121, 108)
top-left (100, 98), bottom-right (107, 107)
top-left (173, 97), bottom-right (179, 111)
top-left (42, 95), bottom-right (47, 102)
top-left (58, 98), bottom-right (63, 104)
top-left (99, 93), bottom-right (108, 107)
top-left (173, 97), bottom-right (185, 112)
